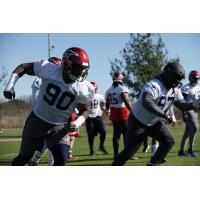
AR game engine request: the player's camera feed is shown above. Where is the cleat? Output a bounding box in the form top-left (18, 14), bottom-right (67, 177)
top-left (147, 163), bottom-right (159, 166)
top-left (187, 150), bottom-right (198, 157)
top-left (28, 161), bottom-right (38, 166)
top-left (178, 150), bottom-right (190, 157)
top-left (98, 147), bottom-right (108, 155)
top-left (90, 151), bottom-right (95, 156)
top-left (68, 155), bottom-right (79, 161)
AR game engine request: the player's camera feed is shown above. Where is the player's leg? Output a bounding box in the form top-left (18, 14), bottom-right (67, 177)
top-left (68, 136), bottom-right (79, 160)
top-left (96, 117), bottom-right (108, 154)
top-left (178, 114), bottom-right (190, 156)
top-left (50, 143), bottom-right (70, 166)
top-left (142, 135), bottom-right (149, 153)
top-left (187, 111), bottom-right (198, 157)
top-left (112, 114), bottom-right (146, 166)
top-left (48, 150), bottom-right (54, 166)
top-left (152, 138), bottom-right (159, 155)
top-left (12, 112), bottom-right (44, 166)
top-left (86, 118), bottom-right (96, 155)
top-left (112, 121), bottom-right (122, 159)
top-left (149, 121), bottom-right (175, 165)
top-left (28, 141), bottom-right (47, 166)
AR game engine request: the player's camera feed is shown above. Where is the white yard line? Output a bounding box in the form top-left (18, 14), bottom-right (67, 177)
top-left (0, 138), bottom-right (21, 142)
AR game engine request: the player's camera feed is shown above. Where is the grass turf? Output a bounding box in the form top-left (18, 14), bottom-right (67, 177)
top-left (0, 124), bottom-right (199, 166)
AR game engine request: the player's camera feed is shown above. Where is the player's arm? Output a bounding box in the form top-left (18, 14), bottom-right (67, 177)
top-left (71, 103), bottom-right (90, 129)
top-left (4, 63), bottom-right (35, 99)
top-left (142, 92), bottom-right (172, 123)
top-left (121, 92), bottom-right (131, 111)
top-left (105, 96), bottom-right (110, 110)
top-left (174, 99), bottom-right (197, 111)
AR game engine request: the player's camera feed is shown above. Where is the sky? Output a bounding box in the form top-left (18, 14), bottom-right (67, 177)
top-left (0, 33), bottom-right (200, 99)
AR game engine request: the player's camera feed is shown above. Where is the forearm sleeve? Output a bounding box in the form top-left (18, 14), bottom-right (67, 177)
top-left (142, 92), bottom-right (166, 118)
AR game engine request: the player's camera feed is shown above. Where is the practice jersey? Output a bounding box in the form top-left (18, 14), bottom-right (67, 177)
top-left (105, 84), bottom-right (130, 121)
top-left (181, 83), bottom-right (200, 103)
top-left (89, 93), bottom-right (105, 118)
top-left (33, 60), bottom-right (95, 125)
top-left (31, 77), bottom-right (42, 108)
top-left (132, 78), bottom-right (184, 126)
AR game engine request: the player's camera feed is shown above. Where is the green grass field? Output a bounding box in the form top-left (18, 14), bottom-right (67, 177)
top-left (0, 124), bottom-right (200, 166)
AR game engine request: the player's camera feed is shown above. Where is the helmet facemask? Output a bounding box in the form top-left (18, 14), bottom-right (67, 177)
top-left (62, 61), bottom-right (89, 82)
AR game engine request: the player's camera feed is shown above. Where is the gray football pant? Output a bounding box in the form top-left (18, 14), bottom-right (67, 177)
top-left (180, 110), bottom-right (198, 151)
top-left (112, 113), bottom-right (175, 165)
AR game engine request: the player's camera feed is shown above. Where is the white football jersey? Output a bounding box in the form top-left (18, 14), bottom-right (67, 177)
top-left (181, 83), bottom-right (200, 103)
top-left (89, 93), bottom-right (105, 118)
top-left (132, 78), bottom-right (184, 126)
top-left (33, 60), bottom-right (95, 125)
top-left (31, 77), bottom-right (42, 108)
top-left (105, 85), bottom-right (129, 108)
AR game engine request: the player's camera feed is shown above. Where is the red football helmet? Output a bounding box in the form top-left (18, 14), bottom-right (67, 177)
top-left (113, 72), bottom-right (124, 83)
top-left (90, 82), bottom-right (98, 91)
top-left (62, 47), bottom-right (90, 82)
top-left (189, 70), bottom-right (200, 85)
top-left (48, 57), bottom-right (61, 65)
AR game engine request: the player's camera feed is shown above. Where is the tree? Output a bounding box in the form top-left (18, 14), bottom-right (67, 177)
top-left (0, 66), bottom-right (7, 101)
top-left (110, 33), bottom-right (178, 99)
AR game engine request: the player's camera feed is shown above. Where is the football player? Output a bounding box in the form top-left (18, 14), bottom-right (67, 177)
top-left (105, 72), bottom-right (131, 159)
top-left (85, 82), bottom-right (108, 156)
top-left (4, 47), bottom-right (95, 166)
top-left (112, 62), bottom-right (200, 166)
top-left (178, 70), bottom-right (200, 157)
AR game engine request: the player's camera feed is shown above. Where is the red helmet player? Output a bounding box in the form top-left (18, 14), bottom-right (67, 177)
top-left (189, 70), bottom-right (200, 86)
top-left (62, 47), bottom-right (90, 82)
top-left (48, 57), bottom-right (61, 65)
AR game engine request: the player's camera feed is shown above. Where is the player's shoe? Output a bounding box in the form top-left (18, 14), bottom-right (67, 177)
top-left (90, 150), bottom-right (95, 156)
top-left (146, 162), bottom-right (159, 166)
top-left (187, 150), bottom-right (198, 157)
top-left (68, 155), bottom-right (79, 161)
top-left (142, 145), bottom-right (150, 153)
top-left (178, 150), bottom-right (190, 157)
top-left (98, 146), bottom-right (108, 155)
top-left (28, 161), bottom-right (38, 166)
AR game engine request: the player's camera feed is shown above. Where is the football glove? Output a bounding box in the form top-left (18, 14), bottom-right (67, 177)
top-left (4, 87), bottom-right (15, 100)
top-left (164, 114), bottom-right (173, 124)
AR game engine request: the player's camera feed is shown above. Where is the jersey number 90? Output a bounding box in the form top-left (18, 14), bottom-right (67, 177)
top-left (43, 83), bottom-right (75, 111)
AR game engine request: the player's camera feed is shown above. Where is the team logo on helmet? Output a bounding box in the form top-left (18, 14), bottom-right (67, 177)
top-left (62, 47), bottom-right (90, 82)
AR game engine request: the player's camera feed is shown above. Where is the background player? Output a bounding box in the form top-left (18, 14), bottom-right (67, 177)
top-left (178, 70), bottom-right (200, 157)
top-left (112, 62), bottom-right (200, 166)
top-left (105, 72), bottom-right (131, 159)
top-left (85, 82), bottom-right (108, 156)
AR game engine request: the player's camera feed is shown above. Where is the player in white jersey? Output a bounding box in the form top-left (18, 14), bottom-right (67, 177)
top-left (85, 82), bottom-right (108, 156)
top-left (4, 47), bottom-right (95, 166)
top-left (112, 62), bottom-right (200, 166)
top-left (105, 72), bottom-right (132, 159)
top-left (28, 57), bottom-right (62, 166)
top-left (178, 70), bottom-right (200, 157)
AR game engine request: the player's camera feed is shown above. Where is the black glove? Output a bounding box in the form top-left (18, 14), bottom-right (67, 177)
top-left (4, 89), bottom-right (15, 100)
top-left (164, 114), bottom-right (173, 124)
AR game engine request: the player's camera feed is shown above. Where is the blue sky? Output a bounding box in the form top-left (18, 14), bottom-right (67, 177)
top-left (0, 33), bottom-right (200, 98)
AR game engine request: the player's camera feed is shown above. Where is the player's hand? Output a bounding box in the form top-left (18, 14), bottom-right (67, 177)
top-left (192, 97), bottom-right (200, 111)
top-left (69, 122), bottom-right (79, 133)
top-left (164, 115), bottom-right (173, 124)
top-left (3, 87), bottom-right (15, 100)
